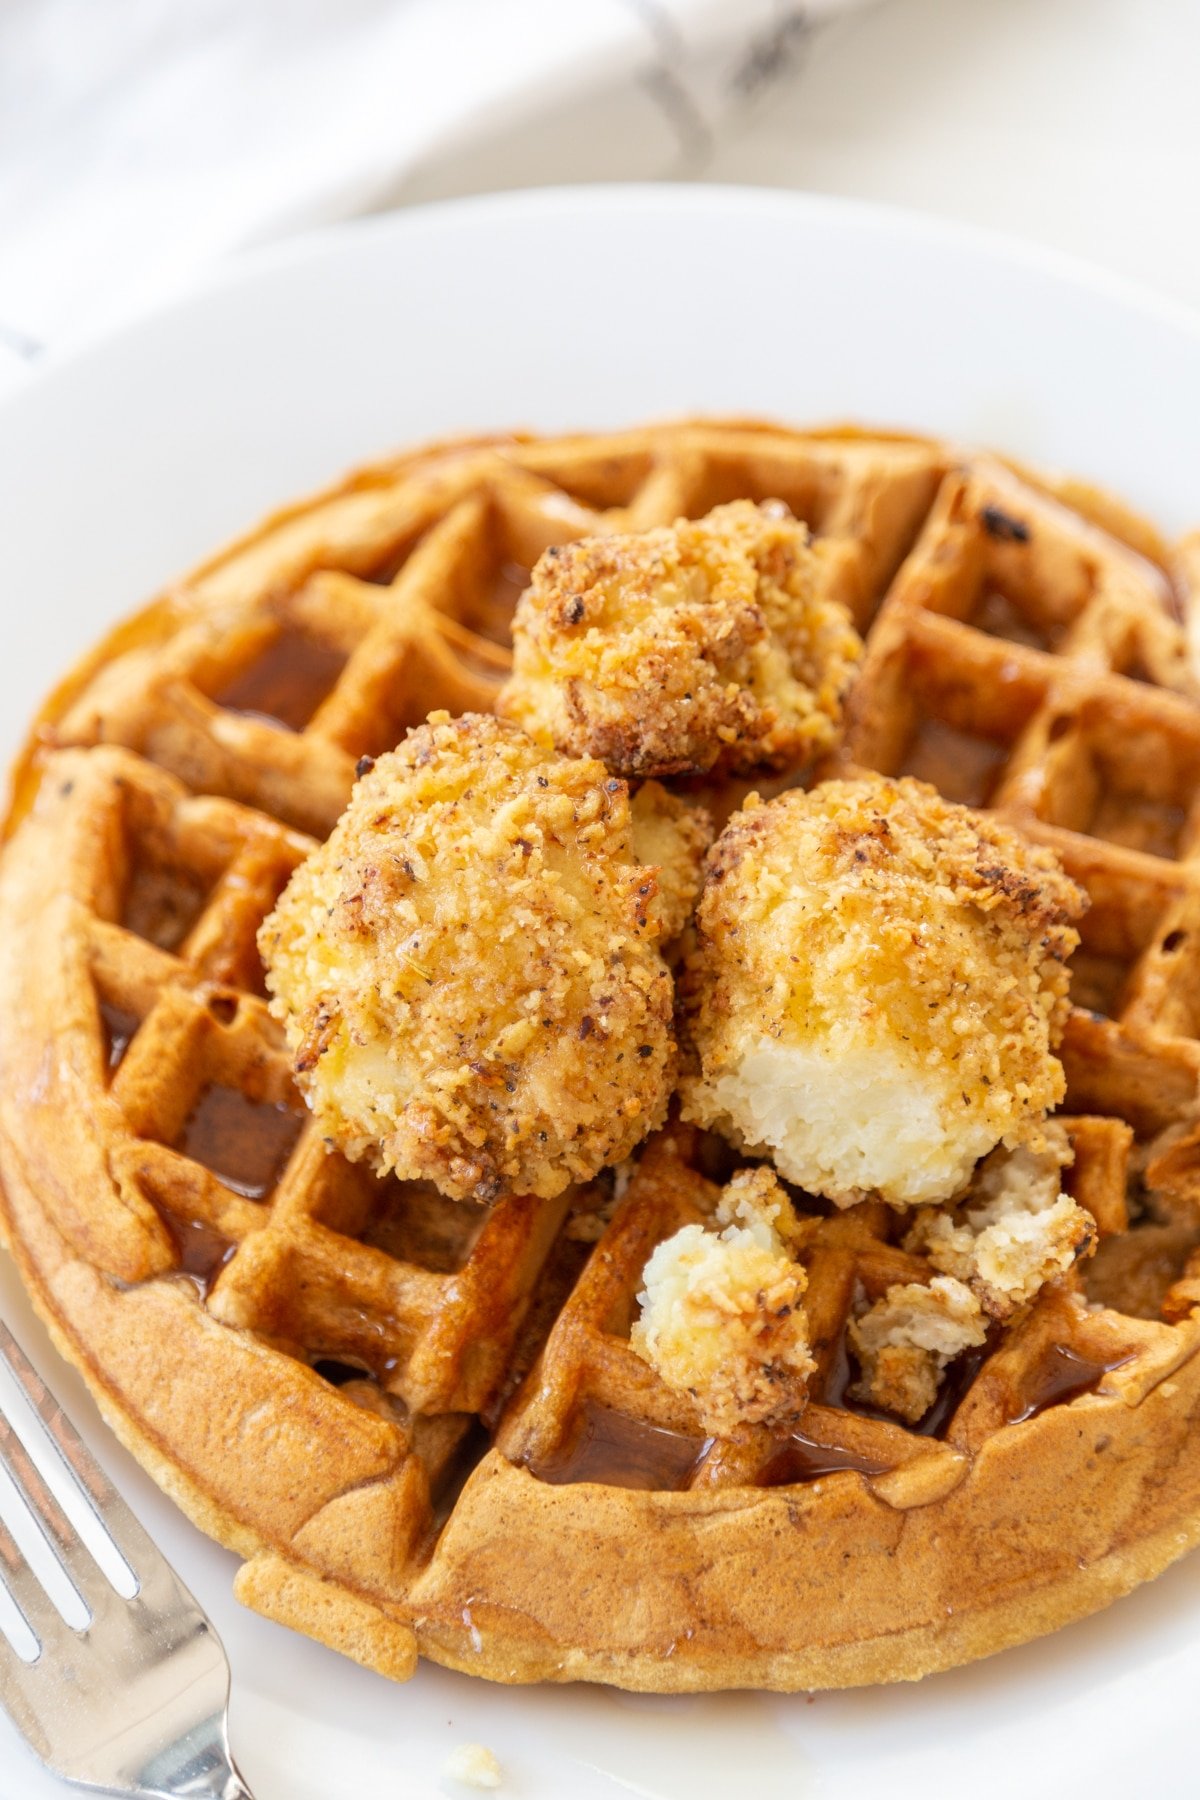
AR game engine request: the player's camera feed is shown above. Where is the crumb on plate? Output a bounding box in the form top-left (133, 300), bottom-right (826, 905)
top-left (443, 1742), bottom-right (503, 1790)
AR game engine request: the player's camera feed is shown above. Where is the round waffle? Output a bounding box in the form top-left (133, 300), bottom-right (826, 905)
top-left (3, 419), bottom-right (1200, 1692)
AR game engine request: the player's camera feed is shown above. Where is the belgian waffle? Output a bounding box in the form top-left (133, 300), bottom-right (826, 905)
top-left (4, 420), bottom-right (1200, 1692)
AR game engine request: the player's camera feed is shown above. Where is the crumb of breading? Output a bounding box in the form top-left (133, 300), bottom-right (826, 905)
top-left (907, 1126), bottom-right (1096, 1319)
top-left (499, 500), bottom-right (862, 778)
top-left (848, 1276), bottom-right (987, 1424)
top-left (259, 712), bottom-right (680, 1203)
top-left (681, 775), bottom-right (1085, 1208)
top-left (564, 1168), bottom-right (628, 1243)
top-left (443, 1742), bottom-right (503, 1790)
top-left (629, 780), bottom-right (712, 940)
top-left (631, 1166), bottom-right (815, 1435)
top-left (564, 1205), bottom-right (614, 1245)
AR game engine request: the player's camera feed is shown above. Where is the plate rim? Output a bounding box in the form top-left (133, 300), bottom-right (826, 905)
top-left (3, 182), bottom-right (1199, 422)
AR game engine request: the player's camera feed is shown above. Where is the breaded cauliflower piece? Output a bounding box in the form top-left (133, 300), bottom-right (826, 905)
top-left (628, 781), bottom-right (712, 941)
top-left (906, 1127), bottom-right (1095, 1319)
top-left (631, 1166), bottom-right (815, 1436)
top-left (681, 776), bottom-right (1085, 1209)
top-left (499, 500), bottom-right (862, 778)
top-left (848, 1276), bottom-right (987, 1424)
top-left (259, 712), bottom-right (682, 1203)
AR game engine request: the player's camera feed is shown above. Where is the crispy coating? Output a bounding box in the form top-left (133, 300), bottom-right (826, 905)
top-left (848, 1276), bottom-right (987, 1424)
top-left (499, 500), bottom-right (862, 778)
top-left (631, 1167), bottom-right (815, 1436)
top-left (681, 775), bottom-right (1085, 1208)
top-left (259, 713), bottom-right (681, 1203)
top-left (906, 1127), bottom-right (1096, 1320)
top-left (628, 781), bottom-right (712, 941)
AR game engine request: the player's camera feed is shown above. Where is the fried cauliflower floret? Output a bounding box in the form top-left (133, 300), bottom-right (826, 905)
top-left (629, 781), bottom-right (712, 940)
top-left (906, 1127), bottom-right (1095, 1319)
top-left (499, 500), bottom-right (862, 778)
top-left (681, 776), bottom-right (1085, 1209)
top-left (259, 712), bottom-right (681, 1203)
top-left (848, 1276), bottom-right (987, 1424)
top-left (631, 1167), bottom-right (815, 1436)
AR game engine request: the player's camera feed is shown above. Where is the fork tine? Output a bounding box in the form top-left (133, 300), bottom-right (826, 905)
top-left (0, 1320), bottom-right (160, 1580)
top-left (0, 1509), bottom-right (95, 1770)
top-left (0, 1505), bottom-right (76, 1659)
top-left (0, 1592), bottom-right (53, 1764)
top-left (0, 1405), bottom-right (110, 1616)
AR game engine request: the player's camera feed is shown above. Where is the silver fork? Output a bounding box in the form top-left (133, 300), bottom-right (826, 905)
top-left (0, 1320), bottom-right (255, 1798)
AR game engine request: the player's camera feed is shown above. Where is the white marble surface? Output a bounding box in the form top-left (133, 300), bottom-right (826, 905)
top-left (399, 0), bottom-right (1200, 316)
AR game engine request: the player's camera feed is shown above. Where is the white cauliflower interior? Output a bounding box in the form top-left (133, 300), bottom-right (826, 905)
top-left (631, 1167), bottom-right (814, 1435)
top-left (704, 1040), bottom-right (998, 1213)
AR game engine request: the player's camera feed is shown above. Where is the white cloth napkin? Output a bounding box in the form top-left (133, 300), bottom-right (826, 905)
top-left (0, 0), bottom-right (869, 382)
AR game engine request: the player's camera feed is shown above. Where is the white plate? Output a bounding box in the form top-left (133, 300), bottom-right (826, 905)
top-left (1, 186), bottom-right (1199, 1800)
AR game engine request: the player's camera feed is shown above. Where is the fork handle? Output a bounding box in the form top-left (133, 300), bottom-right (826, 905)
top-left (140, 1724), bottom-right (257, 1800)
top-left (186, 1772), bottom-right (254, 1800)
top-left (152, 1764), bottom-right (255, 1799)
top-left (195, 1776), bottom-right (254, 1799)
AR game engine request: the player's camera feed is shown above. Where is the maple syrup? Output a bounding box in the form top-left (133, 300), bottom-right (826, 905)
top-left (313, 1357), bottom-right (375, 1387)
top-left (1067, 948), bottom-right (1130, 1020)
top-left (1005, 1342), bottom-right (1132, 1425)
top-left (757, 1426), bottom-right (890, 1486)
top-left (973, 587), bottom-right (1057, 652)
top-left (158, 1210), bottom-right (235, 1295)
top-left (362, 1175), bottom-right (485, 1274)
top-left (530, 1400), bottom-right (710, 1491)
top-left (901, 718), bottom-right (1006, 809)
top-left (121, 863), bottom-right (209, 952)
top-left (99, 1000), bottom-right (139, 1072)
top-left (180, 1085), bottom-right (303, 1200)
top-left (463, 560), bottom-right (529, 647)
top-left (216, 630), bottom-right (345, 732)
top-left (430, 1419), bottom-right (495, 1529)
top-left (1089, 792), bottom-right (1186, 861)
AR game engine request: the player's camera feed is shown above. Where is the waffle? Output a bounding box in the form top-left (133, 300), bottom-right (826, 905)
top-left (3, 420), bottom-right (1200, 1693)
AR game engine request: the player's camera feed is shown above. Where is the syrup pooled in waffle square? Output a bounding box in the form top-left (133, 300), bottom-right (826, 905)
top-left (4, 422), bottom-right (1200, 1694)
